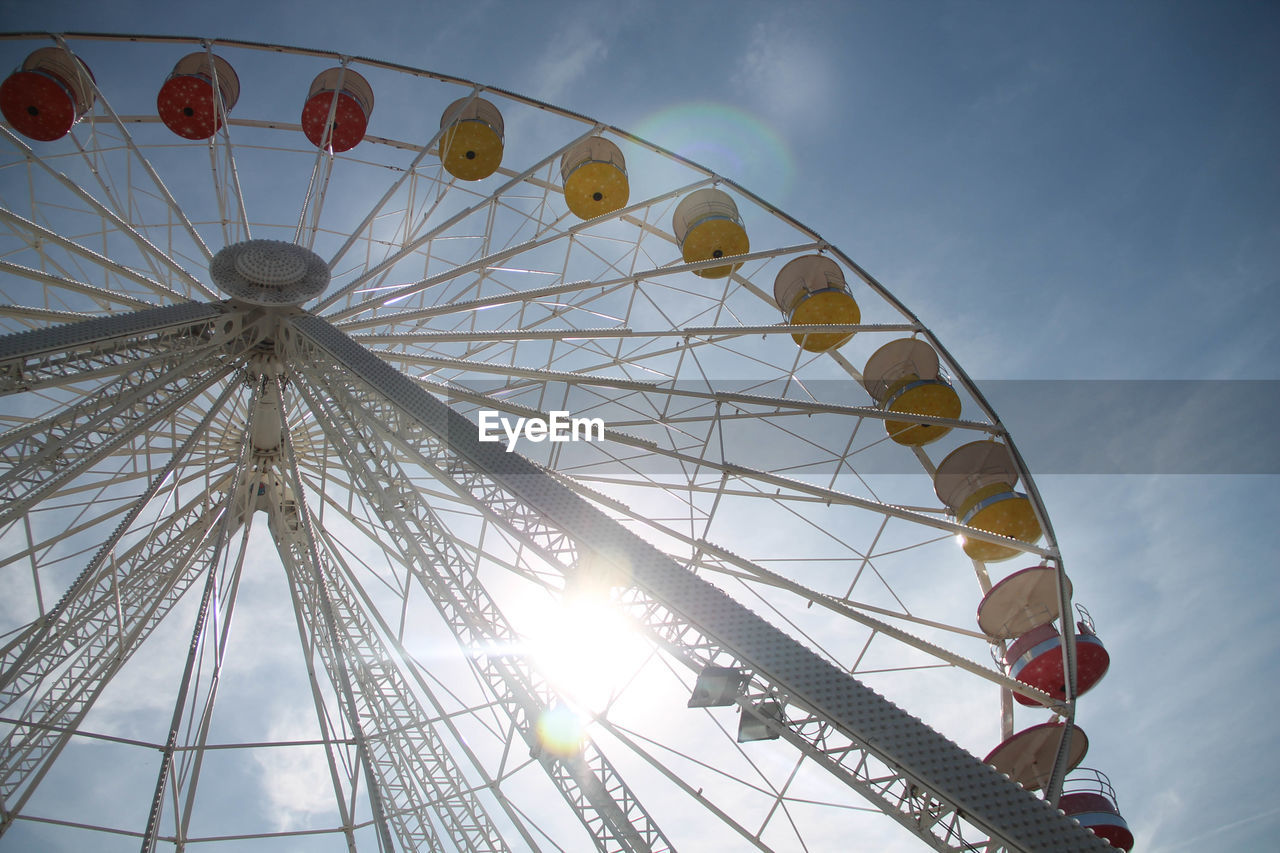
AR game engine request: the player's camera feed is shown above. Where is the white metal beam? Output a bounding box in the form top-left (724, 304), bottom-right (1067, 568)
top-left (287, 314), bottom-right (1112, 853)
top-left (290, 361), bottom-right (671, 853)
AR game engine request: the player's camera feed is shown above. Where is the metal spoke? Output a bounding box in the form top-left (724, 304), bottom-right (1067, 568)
top-left (140, 379), bottom-right (257, 853)
top-left (0, 33), bottom-right (1108, 853)
top-left (326, 86), bottom-right (483, 271)
top-left (389, 372), bottom-right (1050, 560)
top-left (0, 350), bottom-right (236, 528)
top-left (57, 32), bottom-right (218, 276)
top-left (289, 344), bottom-right (673, 853)
top-left (0, 489), bottom-right (232, 829)
top-left (0, 207), bottom-right (184, 303)
top-left (287, 314), bottom-right (1108, 852)
top-left (1, 125), bottom-right (210, 301)
top-left (318, 126), bottom-right (603, 317)
top-left (270, 375), bottom-right (404, 853)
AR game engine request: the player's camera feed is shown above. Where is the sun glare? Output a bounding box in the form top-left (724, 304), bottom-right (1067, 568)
top-left (534, 705), bottom-right (586, 759)
top-left (526, 584), bottom-right (646, 714)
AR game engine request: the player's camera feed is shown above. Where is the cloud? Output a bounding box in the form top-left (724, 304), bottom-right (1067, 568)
top-left (253, 702), bottom-right (342, 831)
top-left (527, 20), bottom-right (611, 103)
top-left (521, 0), bottom-right (656, 104)
top-left (731, 17), bottom-right (835, 122)
top-left (1159, 805), bottom-right (1280, 851)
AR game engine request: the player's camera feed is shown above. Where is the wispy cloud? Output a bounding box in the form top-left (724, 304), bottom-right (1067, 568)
top-left (731, 15), bottom-right (835, 122)
top-left (1158, 805), bottom-right (1280, 851)
top-left (254, 702), bottom-right (342, 831)
top-left (524, 1), bottom-right (636, 104)
top-left (529, 28), bottom-right (610, 103)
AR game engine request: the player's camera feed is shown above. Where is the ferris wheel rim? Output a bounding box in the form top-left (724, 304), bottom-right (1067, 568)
top-left (0, 31), bottom-right (1107, 853)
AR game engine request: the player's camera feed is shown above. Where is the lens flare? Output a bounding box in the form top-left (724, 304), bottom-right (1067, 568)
top-left (633, 102), bottom-right (794, 204)
top-left (535, 705), bottom-right (585, 759)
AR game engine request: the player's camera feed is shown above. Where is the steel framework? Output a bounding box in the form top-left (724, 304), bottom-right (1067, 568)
top-left (0, 33), bottom-right (1111, 853)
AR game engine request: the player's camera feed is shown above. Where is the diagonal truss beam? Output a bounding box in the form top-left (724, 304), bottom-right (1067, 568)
top-left (0, 352), bottom-right (235, 530)
top-left (289, 356), bottom-right (671, 853)
top-left (286, 313), bottom-right (1113, 853)
top-left (140, 382), bottom-right (259, 853)
top-left (0, 379), bottom-right (241, 700)
top-left (266, 371), bottom-right (512, 852)
top-left (270, 478), bottom-right (510, 853)
top-left (0, 489), bottom-right (232, 831)
top-left (271, 376), bottom-right (401, 852)
top-left (0, 302), bottom-right (247, 395)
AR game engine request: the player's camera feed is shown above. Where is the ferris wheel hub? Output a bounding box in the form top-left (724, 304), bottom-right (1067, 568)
top-left (211, 239), bottom-right (329, 306)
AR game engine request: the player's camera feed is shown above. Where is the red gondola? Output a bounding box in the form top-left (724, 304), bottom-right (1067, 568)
top-left (300, 67), bottom-right (373, 152)
top-left (1060, 768), bottom-right (1135, 850)
top-left (0, 47), bottom-right (94, 141)
top-left (1005, 611), bottom-right (1110, 705)
top-left (157, 52), bottom-right (240, 140)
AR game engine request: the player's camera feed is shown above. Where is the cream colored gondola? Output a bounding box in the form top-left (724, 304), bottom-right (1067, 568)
top-left (772, 255), bottom-right (860, 352)
top-left (934, 441), bottom-right (1042, 562)
top-left (439, 96), bottom-right (504, 180)
top-left (560, 136), bottom-right (628, 219)
top-left (861, 338), bottom-right (961, 445)
top-left (672, 188), bottom-right (749, 278)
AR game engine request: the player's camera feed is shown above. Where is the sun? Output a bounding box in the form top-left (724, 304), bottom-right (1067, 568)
top-left (525, 583), bottom-right (647, 714)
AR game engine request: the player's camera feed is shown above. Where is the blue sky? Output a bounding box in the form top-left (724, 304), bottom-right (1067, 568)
top-left (1, 1), bottom-right (1277, 851)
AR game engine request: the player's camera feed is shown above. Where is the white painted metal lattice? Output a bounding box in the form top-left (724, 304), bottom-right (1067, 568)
top-left (0, 33), bottom-right (1110, 853)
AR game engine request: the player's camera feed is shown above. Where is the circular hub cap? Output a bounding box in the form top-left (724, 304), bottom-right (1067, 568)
top-left (210, 239), bottom-right (329, 306)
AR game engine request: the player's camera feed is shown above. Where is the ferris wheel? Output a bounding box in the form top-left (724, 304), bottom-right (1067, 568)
top-left (0, 33), bottom-right (1133, 852)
